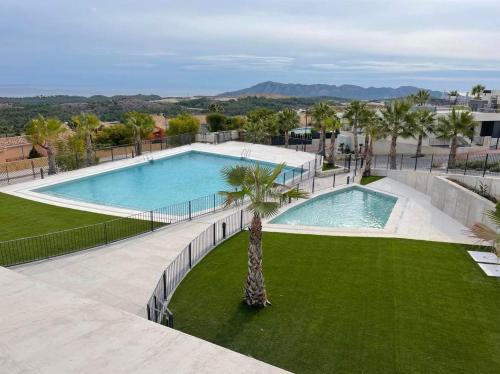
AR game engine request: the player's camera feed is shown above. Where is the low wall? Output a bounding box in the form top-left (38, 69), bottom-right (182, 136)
top-left (373, 168), bottom-right (496, 229)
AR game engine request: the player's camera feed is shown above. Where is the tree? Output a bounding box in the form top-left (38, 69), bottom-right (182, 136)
top-left (471, 84), bottom-right (485, 99)
top-left (245, 108), bottom-right (277, 143)
top-left (344, 101), bottom-right (370, 158)
top-left (434, 108), bottom-right (474, 168)
top-left (206, 113), bottom-right (227, 132)
top-left (123, 112), bottom-right (155, 156)
top-left (208, 102), bottom-right (224, 113)
top-left (324, 113), bottom-right (342, 166)
top-left (414, 89), bottom-right (430, 106)
top-left (71, 113), bottom-right (100, 167)
top-left (219, 163), bottom-right (309, 307)
top-left (25, 115), bottom-right (65, 175)
top-left (411, 110), bottom-right (436, 157)
top-left (276, 108), bottom-right (300, 147)
top-left (380, 99), bottom-right (414, 169)
top-left (94, 124), bottom-right (134, 146)
top-left (362, 113), bottom-right (383, 177)
top-left (449, 90), bottom-right (460, 105)
top-left (56, 133), bottom-right (86, 171)
top-left (167, 113), bottom-right (200, 136)
top-left (226, 116), bottom-right (246, 130)
top-left (310, 102), bottom-right (334, 157)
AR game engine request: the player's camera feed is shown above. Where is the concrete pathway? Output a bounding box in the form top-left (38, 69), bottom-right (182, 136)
top-left (0, 267), bottom-right (288, 374)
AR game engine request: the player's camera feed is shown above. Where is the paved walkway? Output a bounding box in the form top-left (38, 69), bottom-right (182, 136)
top-left (0, 267), bottom-right (288, 374)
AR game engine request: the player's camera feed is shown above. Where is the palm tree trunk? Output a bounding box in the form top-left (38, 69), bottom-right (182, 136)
top-left (449, 136), bottom-right (458, 169)
top-left (416, 134), bottom-right (423, 158)
top-left (85, 133), bottom-right (93, 167)
top-left (46, 144), bottom-right (57, 175)
top-left (363, 133), bottom-right (369, 158)
top-left (353, 122), bottom-right (359, 158)
top-left (363, 136), bottom-right (373, 177)
top-left (285, 131), bottom-right (289, 147)
top-left (135, 133), bottom-right (142, 156)
top-left (319, 127), bottom-right (326, 156)
top-left (245, 214), bottom-right (269, 307)
top-left (326, 135), bottom-right (336, 165)
top-left (389, 135), bottom-right (398, 169)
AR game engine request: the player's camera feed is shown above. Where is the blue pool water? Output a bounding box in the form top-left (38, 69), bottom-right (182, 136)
top-left (36, 151), bottom-right (298, 211)
top-left (270, 186), bottom-right (397, 229)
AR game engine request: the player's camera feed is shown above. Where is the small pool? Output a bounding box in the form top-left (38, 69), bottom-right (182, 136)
top-left (270, 186), bottom-right (397, 229)
top-left (36, 151), bottom-right (300, 211)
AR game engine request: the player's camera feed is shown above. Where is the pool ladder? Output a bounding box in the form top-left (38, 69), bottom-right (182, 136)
top-left (241, 148), bottom-right (251, 160)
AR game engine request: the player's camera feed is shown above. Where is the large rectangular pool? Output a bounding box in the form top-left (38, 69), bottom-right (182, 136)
top-left (36, 151), bottom-right (299, 211)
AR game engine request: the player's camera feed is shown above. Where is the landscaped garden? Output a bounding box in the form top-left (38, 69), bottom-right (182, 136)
top-left (170, 232), bottom-right (500, 374)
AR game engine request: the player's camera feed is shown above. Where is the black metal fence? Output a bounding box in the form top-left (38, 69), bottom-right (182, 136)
top-left (371, 151), bottom-right (500, 177)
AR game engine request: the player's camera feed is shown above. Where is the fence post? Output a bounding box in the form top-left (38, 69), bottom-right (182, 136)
top-left (429, 154), bottom-right (434, 173)
top-left (150, 211), bottom-right (154, 231)
top-left (147, 304), bottom-right (151, 321)
top-left (188, 243), bottom-right (192, 268)
top-left (483, 153), bottom-right (489, 177)
top-left (153, 295), bottom-right (158, 322)
top-left (348, 154), bottom-right (352, 171)
top-left (5, 165), bottom-right (9, 184)
top-left (111, 147), bottom-right (114, 161)
top-left (414, 155), bottom-right (418, 171)
top-left (283, 172), bottom-right (286, 185)
top-left (132, 149), bottom-right (135, 158)
top-left (312, 177), bottom-right (315, 193)
top-left (446, 153), bottom-right (450, 173)
top-left (464, 153), bottom-right (469, 175)
top-left (31, 160), bottom-right (36, 178)
top-left (104, 223), bottom-right (108, 245)
top-left (292, 169), bottom-right (295, 183)
top-left (40, 168), bottom-right (44, 179)
top-left (222, 222), bottom-right (227, 239)
top-left (347, 176), bottom-right (350, 184)
top-left (240, 209), bottom-right (244, 230)
top-left (213, 223), bottom-right (216, 246)
top-left (213, 194), bottom-right (216, 212)
top-left (150, 142), bottom-right (152, 153)
top-left (400, 154), bottom-right (404, 170)
top-left (163, 272), bottom-right (167, 300)
top-left (188, 201), bottom-right (192, 220)
top-left (333, 173), bottom-right (336, 187)
top-left (300, 166), bottom-right (303, 181)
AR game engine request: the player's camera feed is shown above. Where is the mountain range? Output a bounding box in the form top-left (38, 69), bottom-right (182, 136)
top-left (218, 81), bottom-right (443, 100)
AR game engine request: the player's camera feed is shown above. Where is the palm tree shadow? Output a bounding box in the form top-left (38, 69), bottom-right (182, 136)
top-left (213, 301), bottom-right (265, 346)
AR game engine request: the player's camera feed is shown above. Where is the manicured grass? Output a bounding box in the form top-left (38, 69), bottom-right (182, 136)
top-left (170, 232), bottom-right (500, 374)
top-left (360, 175), bottom-right (385, 185)
top-left (0, 193), bottom-right (159, 266)
top-left (322, 163), bottom-right (341, 171)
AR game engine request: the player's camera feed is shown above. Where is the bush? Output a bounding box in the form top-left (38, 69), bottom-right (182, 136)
top-left (95, 124), bottom-right (134, 147)
top-left (206, 113), bottom-right (227, 132)
top-left (226, 116), bottom-right (246, 130)
top-left (167, 113), bottom-right (200, 136)
top-left (28, 146), bottom-right (42, 159)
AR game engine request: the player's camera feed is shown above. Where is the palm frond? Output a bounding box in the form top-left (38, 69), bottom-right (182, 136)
top-left (249, 201), bottom-right (281, 218)
top-left (468, 223), bottom-right (498, 242)
top-left (221, 165), bottom-right (247, 187)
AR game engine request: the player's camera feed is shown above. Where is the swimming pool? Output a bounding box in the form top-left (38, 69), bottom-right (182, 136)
top-left (36, 151), bottom-right (300, 211)
top-left (270, 186), bottom-right (397, 229)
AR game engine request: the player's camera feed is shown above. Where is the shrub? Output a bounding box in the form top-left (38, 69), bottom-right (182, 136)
top-left (206, 113), bottom-right (227, 132)
top-left (94, 124), bottom-right (134, 147)
top-left (28, 146), bottom-right (42, 159)
top-left (167, 113), bottom-right (200, 136)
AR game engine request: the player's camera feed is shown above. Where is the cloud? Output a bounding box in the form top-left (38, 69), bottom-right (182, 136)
top-left (190, 54), bottom-right (295, 70)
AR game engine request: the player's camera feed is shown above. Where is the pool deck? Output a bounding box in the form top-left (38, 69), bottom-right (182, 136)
top-left (0, 141), bottom-right (317, 217)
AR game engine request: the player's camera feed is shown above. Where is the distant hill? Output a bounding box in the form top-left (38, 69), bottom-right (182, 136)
top-left (218, 81), bottom-right (443, 100)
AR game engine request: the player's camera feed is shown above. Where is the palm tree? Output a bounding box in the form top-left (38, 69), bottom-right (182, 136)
top-left (434, 108), bottom-right (474, 168)
top-left (469, 205), bottom-right (500, 261)
top-left (414, 89), bottom-right (430, 106)
top-left (123, 112), bottom-right (155, 156)
top-left (471, 84), bottom-right (485, 99)
top-left (25, 115), bottom-right (65, 175)
top-left (449, 90), bottom-right (460, 105)
top-left (325, 113), bottom-right (342, 166)
top-left (276, 108), bottom-right (300, 147)
top-left (310, 102), bottom-right (334, 157)
top-left (244, 118), bottom-right (269, 143)
top-left (411, 110), bottom-right (436, 157)
top-left (380, 99), bottom-right (414, 169)
top-left (362, 114), bottom-right (383, 177)
top-left (71, 113), bottom-right (100, 167)
top-left (219, 163), bottom-right (309, 307)
top-left (344, 101), bottom-right (369, 158)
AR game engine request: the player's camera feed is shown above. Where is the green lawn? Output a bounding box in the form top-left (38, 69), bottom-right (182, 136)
top-left (0, 193), bottom-right (160, 266)
top-left (360, 175), bottom-right (385, 185)
top-left (170, 232), bottom-right (500, 374)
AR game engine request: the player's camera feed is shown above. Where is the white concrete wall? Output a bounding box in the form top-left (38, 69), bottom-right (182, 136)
top-left (372, 168), bottom-right (496, 229)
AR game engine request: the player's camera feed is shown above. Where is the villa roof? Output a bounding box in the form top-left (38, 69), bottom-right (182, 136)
top-left (0, 136), bottom-right (30, 150)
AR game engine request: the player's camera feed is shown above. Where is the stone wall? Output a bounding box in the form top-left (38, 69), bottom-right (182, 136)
top-left (372, 168), bottom-right (496, 229)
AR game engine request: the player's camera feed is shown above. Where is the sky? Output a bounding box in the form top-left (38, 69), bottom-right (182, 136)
top-left (1, 0), bottom-right (499, 97)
